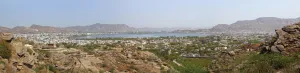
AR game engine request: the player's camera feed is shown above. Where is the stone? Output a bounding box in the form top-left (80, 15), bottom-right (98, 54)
top-left (275, 45), bottom-right (285, 52)
top-left (228, 51), bottom-right (235, 56)
top-left (11, 41), bottom-right (25, 57)
top-left (270, 46), bottom-right (280, 53)
top-left (265, 46), bottom-right (270, 50)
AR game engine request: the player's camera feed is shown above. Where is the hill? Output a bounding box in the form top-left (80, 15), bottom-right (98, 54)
top-left (66, 23), bottom-right (136, 33)
top-left (0, 24), bottom-right (137, 33)
top-left (211, 17), bottom-right (300, 33)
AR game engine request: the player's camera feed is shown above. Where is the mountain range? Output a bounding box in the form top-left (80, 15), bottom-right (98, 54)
top-left (0, 23), bottom-right (187, 33)
top-left (210, 17), bottom-right (300, 33)
top-left (1, 17), bottom-right (300, 33)
top-left (174, 17), bottom-right (300, 33)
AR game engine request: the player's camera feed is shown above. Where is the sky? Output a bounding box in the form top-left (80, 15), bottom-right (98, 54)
top-left (1, 0), bottom-right (300, 28)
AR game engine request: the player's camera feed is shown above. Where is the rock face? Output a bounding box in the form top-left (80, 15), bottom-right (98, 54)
top-left (261, 22), bottom-right (300, 54)
top-left (210, 24), bottom-right (230, 32)
top-left (0, 33), bottom-right (38, 73)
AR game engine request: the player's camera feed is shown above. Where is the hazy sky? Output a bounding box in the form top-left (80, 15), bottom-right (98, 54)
top-left (1, 0), bottom-right (300, 28)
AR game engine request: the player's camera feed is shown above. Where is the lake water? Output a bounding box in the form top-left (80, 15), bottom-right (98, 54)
top-left (78, 33), bottom-right (208, 39)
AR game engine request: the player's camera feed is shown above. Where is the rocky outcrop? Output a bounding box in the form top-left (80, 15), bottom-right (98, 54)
top-left (0, 32), bottom-right (169, 73)
top-left (260, 22), bottom-right (300, 54)
top-left (210, 17), bottom-right (300, 33)
top-left (30, 24), bottom-right (74, 33)
top-left (0, 32), bottom-right (13, 42)
top-left (0, 32), bottom-right (38, 73)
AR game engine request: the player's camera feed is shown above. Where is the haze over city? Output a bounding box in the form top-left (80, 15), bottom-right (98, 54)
top-left (1, 0), bottom-right (300, 28)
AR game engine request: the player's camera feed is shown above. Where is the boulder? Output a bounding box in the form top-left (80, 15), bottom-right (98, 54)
top-left (275, 45), bottom-right (285, 52)
top-left (270, 46), bottom-right (280, 53)
top-left (228, 51), bottom-right (236, 56)
top-left (0, 32), bottom-right (13, 41)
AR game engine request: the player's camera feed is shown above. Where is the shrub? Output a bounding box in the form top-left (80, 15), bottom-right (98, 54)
top-left (81, 43), bottom-right (101, 54)
top-left (248, 39), bottom-right (261, 44)
top-left (129, 65), bottom-right (138, 70)
top-left (241, 53), bottom-right (295, 73)
top-left (36, 50), bottom-right (51, 58)
top-left (180, 64), bottom-right (208, 73)
top-left (242, 61), bottom-right (275, 73)
top-left (61, 43), bottom-right (77, 48)
top-left (170, 58), bottom-right (211, 73)
top-left (0, 40), bottom-right (12, 59)
top-left (0, 61), bottom-right (5, 65)
top-left (34, 64), bottom-right (58, 73)
top-left (34, 65), bottom-right (45, 73)
top-left (101, 64), bottom-right (107, 67)
top-left (48, 64), bottom-right (58, 72)
top-left (27, 49), bottom-right (33, 55)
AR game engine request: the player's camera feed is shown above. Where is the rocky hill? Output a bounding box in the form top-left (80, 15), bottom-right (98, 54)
top-left (11, 26), bottom-right (38, 33)
top-left (210, 17), bottom-right (300, 33)
top-left (210, 24), bottom-right (230, 32)
top-left (209, 23), bottom-right (300, 73)
top-left (0, 32), bottom-right (38, 73)
top-left (0, 32), bottom-right (170, 73)
top-left (29, 24), bottom-right (73, 33)
top-left (0, 25), bottom-right (71, 33)
top-left (260, 22), bottom-right (300, 55)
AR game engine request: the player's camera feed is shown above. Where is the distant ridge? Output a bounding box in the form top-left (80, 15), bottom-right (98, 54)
top-left (0, 26), bottom-right (10, 32)
top-left (66, 23), bottom-right (136, 33)
top-left (0, 23), bottom-right (194, 33)
top-left (210, 17), bottom-right (300, 33)
top-left (2, 17), bottom-right (300, 33)
top-left (0, 24), bottom-right (136, 33)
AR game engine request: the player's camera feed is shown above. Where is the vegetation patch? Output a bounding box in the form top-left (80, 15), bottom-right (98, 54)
top-left (27, 49), bottom-right (33, 55)
top-left (34, 64), bottom-right (58, 73)
top-left (172, 58), bottom-right (211, 73)
top-left (0, 40), bottom-right (12, 59)
top-left (0, 61), bottom-right (6, 65)
top-left (241, 53), bottom-right (297, 73)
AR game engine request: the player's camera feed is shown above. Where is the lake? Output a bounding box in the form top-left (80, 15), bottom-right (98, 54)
top-left (77, 33), bottom-right (209, 39)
